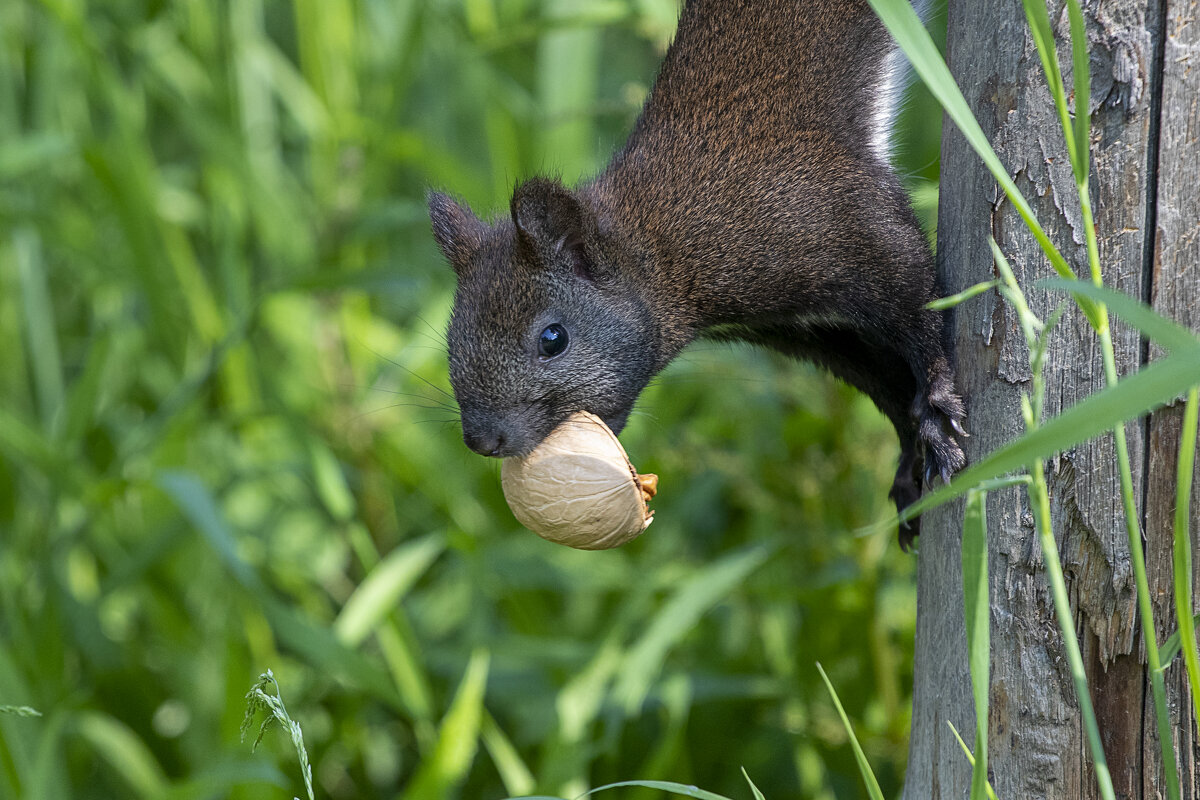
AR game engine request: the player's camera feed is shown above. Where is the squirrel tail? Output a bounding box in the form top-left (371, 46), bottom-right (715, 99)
top-left (870, 0), bottom-right (933, 161)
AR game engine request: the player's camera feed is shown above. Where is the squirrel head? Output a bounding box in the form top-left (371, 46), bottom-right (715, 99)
top-left (429, 178), bottom-right (659, 458)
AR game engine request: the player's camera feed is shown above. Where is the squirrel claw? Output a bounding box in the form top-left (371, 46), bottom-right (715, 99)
top-left (951, 418), bottom-right (969, 438)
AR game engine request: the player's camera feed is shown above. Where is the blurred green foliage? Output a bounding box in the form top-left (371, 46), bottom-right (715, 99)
top-left (0, 1), bottom-right (945, 798)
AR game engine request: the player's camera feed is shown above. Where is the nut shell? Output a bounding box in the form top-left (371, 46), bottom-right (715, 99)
top-left (501, 411), bottom-right (655, 550)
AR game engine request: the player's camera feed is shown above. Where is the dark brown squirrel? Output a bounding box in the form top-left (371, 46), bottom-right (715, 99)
top-left (428, 0), bottom-right (966, 549)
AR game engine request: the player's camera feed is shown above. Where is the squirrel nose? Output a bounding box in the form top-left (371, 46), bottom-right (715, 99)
top-left (463, 427), bottom-right (506, 457)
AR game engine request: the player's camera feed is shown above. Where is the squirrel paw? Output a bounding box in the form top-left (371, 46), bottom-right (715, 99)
top-left (916, 379), bottom-right (967, 486)
top-left (889, 382), bottom-right (966, 552)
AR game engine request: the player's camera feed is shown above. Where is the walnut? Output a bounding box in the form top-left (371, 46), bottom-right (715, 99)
top-left (501, 411), bottom-right (657, 550)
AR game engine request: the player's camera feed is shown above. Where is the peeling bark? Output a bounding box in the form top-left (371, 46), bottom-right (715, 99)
top-left (905, 1), bottom-right (1199, 797)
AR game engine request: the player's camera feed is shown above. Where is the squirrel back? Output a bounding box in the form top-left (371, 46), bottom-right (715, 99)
top-left (429, 0), bottom-right (964, 548)
top-left (625, 0), bottom-right (902, 165)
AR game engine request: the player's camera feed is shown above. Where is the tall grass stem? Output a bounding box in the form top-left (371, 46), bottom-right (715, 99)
top-left (1027, 457), bottom-right (1115, 800)
top-left (1173, 388), bottom-right (1200, 722)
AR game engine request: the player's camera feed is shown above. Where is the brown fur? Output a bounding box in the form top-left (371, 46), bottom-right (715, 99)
top-left (430, 0), bottom-right (965, 549)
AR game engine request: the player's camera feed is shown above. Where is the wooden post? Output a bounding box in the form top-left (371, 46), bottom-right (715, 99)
top-left (904, 1), bottom-right (1198, 796)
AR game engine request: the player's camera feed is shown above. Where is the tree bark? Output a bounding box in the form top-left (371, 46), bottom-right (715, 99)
top-left (905, 1), bottom-right (1199, 798)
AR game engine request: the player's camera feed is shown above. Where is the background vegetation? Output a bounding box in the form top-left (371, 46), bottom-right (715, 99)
top-left (0, 1), bottom-right (946, 797)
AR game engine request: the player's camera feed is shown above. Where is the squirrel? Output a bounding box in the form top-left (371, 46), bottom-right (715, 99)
top-left (428, 0), bottom-right (966, 549)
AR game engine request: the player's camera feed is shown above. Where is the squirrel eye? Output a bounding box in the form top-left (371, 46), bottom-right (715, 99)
top-left (538, 324), bottom-right (569, 359)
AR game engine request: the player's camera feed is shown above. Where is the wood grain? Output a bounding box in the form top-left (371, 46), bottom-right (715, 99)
top-left (906, 0), bottom-right (1198, 796)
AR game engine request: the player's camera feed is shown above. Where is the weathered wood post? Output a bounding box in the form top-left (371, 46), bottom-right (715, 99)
top-left (903, 1), bottom-right (1199, 797)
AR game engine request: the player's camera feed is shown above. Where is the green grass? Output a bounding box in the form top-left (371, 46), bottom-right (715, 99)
top-left (242, 671), bottom-right (315, 800)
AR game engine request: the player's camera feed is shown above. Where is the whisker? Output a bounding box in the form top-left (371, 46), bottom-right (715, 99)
top-left (348, 402), bottom-right (460, 424)
top-left (355, 387), bottom-right (460, 413)
top-left (359, 344), bottom-right (458, 403)
top-left (414, 314), bottom-right (450, 348)
top-left (341, 383), bottom-right (457, 403)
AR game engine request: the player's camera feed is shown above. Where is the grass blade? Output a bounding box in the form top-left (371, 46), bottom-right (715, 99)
top-left (587, 780), bottom-right (734, 800)
top-left (1159, 614), bottom-right (1200, 666)
top-left (157, 471), bottom-right (262, 589)
top-left (612, 543), bottom-right (772, 715)
top-left (1032, 3), bottom-right (1181, 785)
top-left (1027, 450), bottom-right (1116, 800)
top-left (867, 0), bottom-right (1079, 287)
top-left (962, 490), bottom-right (990, 800)
top-left (1172, 388), bottom-right (1200, 722)
top-left (159, 470), bottom-right (409, 711)
top-left (482, 711), bottom-right (536, 799)
top-left (946, 722), bottom-right (1000, 800)
top-left (926, 280), bottom-right (999, 311)
top-left (537, 0), bottom-right (601, 182)
top-left (74, 711), bottom-right (169, 800)
top-left (742, 767), bottom-right (766, 800)
top-left (1020, 0), bottom-right (1079, 173)
top-left (14, 228), bottom-right (64, 431)
top-left (333, 532), bottom-right (445, 647)
top-left (815, 662), bottom-right (884, 800)
top-left (1067, 0), bottom-right (1090, 181)
top-left (400, 649), bottom-right (490, 800)
top-left (1039, 280), bottom-right (1200, 355)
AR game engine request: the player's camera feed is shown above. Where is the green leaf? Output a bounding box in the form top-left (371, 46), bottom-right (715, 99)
top-left (0, 134), bottom-right (74, 179)
top-left (962, 491), bottom-right (990, 800)
top-left (926, 280), bottom-right (999, 310)
top-left (1021, 0), bottom-right (1079, 174)
top-left (481, 711), bottom-right (536, 799)
top-left (946, 722), bottom-right (1000, 800)
top-left (587, 780), bottom-right (735, 800)
top-left (28, 709), bottom-right (70, 800)
top-left (1171, 389), bottom-right (1200, 721)
top-left (309, 439), bottom-right (357, 522)
top-left (742, 767), bottom-right (767, 800)
top-left (157, 471), bottom-right (261, 589)
top-left (14, 228), bottom-right (64, 430)
top-left (261, 597), bottom-right (409, 714)
top-left (1039, 280), bottom-right (1200, 355)
top-left (816, 663), bottom-right (884, 800)
top-left (612, 544), bottom-right (773, 715)
top-left (537, 0), bottom-right (603, 183)
top-left (400, 649), bottom-right (490, 800)
top-left (1067, 0), bottom-right (1091, 181)
top-left (334, 532), bottom-right (445, 647)
top-left (1159, 612), bottom-right (1200, 668)
top-left (74, 711), bottom-right (169, 800)
top-left (159, 471), bottom-right (408, 712)
top-left (867, 0), bottom-right (1076, 283)
top-left (158, 762), bottom-right (288, 800)
top-left (60, 334), bottom-right (112, 446)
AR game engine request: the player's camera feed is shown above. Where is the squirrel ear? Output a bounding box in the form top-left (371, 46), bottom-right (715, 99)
top-left (510, 178), bottom-right (592, 260)
top-left (428, 191), bottom-right (488, 275)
